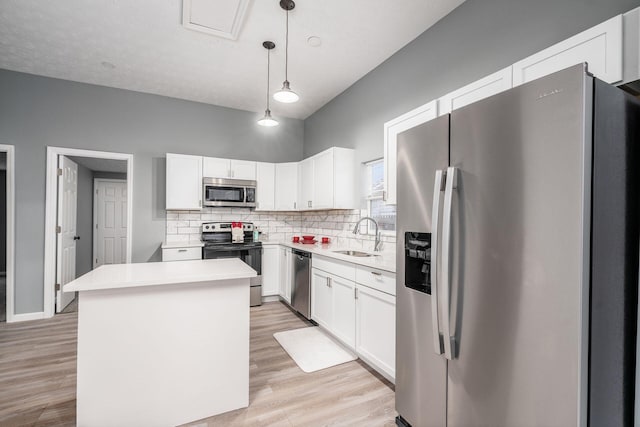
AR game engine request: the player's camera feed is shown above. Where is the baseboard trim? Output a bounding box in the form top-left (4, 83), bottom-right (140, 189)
top-left (9, 311), bottom-right (46, 323)
top-left (262, 295), bottom-right (280, 303)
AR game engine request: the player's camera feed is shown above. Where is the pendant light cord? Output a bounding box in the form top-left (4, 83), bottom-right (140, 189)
top-left (266, 47), bottom-right (271, 109)
top-left (285, 9), bottom-right (289, 82)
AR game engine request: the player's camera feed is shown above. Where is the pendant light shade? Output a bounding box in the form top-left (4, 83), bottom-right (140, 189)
top-left (257, 41), bottom-right (279, 127)
top-left (257, 109), bottom-right (279, 127)
top-left (273, 80), bottom-right (299, 103)
top-left (274, 0), bottom-right (299, 104)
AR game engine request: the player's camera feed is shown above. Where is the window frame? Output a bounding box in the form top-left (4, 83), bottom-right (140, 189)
top-left (364, 158), bottom-right (396, 236)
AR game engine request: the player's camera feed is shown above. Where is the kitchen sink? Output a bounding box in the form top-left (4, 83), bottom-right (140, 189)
top-left (332, 250), bottom-right (378, 257)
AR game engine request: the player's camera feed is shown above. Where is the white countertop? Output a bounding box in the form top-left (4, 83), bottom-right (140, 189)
top-left (65, 258), bottom-right (257, 292)
top-left (261, 240), bottom-right (396, 273)
top-left (161, 240), bottom-right (204, 249)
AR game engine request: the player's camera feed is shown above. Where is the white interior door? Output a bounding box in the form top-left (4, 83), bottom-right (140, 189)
top-left (56, 156), bottom-right (78, 313)
top-left (94, 179), bottom-right (127, 267)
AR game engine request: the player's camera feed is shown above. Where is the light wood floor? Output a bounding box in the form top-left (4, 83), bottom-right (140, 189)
top-left (0, 310), bottom-right (77, 426)
top-left (0, 302), bottom-right (396, 427)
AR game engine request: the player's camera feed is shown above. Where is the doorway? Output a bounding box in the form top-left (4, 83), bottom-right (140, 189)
top-left (0, 145), bottom-right (14, 322)
top-left (93, 179), bottom-right (128, 267)
top-left (44, 148), bottom-right (133, 318)
top-left (0, 153), bottom-right (6, 321)
top-left (55, 156), bottom-right (129, 313)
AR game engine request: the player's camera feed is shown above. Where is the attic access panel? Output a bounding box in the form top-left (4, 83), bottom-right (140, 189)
top-left (182, 0), bottom-right (250, 40)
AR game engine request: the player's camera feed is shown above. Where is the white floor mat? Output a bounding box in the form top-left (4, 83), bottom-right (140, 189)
top-left (273, 327), bottom-right (357, 373)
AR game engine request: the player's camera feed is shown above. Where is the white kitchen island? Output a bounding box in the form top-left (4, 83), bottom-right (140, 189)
top-left (64, 258), bottom-right (256, 427)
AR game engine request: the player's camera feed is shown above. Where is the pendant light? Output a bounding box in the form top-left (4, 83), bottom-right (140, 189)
top-left (257, 41), bottom-right (279, 127)
top-left (273, 0), bottom-right (299, 103)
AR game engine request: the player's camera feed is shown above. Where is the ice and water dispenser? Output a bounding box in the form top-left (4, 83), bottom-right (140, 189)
top-left (404, 232), bottom-right (431, 294)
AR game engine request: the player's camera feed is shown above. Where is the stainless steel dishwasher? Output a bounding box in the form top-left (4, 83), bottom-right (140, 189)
top-left (291, 249), bottom-right (311, 319)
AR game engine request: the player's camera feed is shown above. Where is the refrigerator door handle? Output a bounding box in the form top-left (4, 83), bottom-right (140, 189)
top-left (442, 166), bottom-right (458, 360)
top-left (430, 169), bottom-right (445, 355)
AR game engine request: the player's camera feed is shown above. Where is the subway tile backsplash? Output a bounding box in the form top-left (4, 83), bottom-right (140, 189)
top-left (166, 208), bottom-right (397, 252)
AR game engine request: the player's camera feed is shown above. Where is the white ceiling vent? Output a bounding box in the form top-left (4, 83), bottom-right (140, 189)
top-left (182, 0), bottom-right (250, 40)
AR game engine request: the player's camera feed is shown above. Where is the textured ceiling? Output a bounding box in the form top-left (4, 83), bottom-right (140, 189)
top-left (0, 0), bottom-right (465, 119)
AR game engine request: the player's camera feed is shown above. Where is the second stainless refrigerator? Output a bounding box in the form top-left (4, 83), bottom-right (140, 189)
top-left (396, 64), bottom-right (639, 427)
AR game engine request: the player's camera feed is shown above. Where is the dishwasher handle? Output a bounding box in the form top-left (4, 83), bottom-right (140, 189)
top-left (292, 249), bottom-right (312, 258)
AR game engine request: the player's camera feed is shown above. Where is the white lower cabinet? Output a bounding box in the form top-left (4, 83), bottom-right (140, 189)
top-left (262, 246), bottom-right (279, 296)
top-left (311, 268), bottom-right (332, 330)
top-left (311, 255), bottom-right (396, 382)
top-left (161, 247), bottom-right (202, 261)
top-left (331, 275), bottom-right (356, 349)
top-left (279, 247), bottom-right (292, 303)
top-left (355, 284), bottom-right (396, 381)
top-left (311, 269), bottom-right (356, 349)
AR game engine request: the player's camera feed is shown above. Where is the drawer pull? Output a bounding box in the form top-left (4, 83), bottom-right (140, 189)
top-left (178, 249), bottom-right (188, 252)
top-left (371, 271), bottom-right (382, 276)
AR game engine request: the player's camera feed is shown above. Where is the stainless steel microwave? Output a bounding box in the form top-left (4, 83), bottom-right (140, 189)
top-left (203, 178), bottom-right (257, 208)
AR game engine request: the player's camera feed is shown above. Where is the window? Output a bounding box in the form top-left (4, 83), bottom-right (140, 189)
top-left (365, 159), bottom-right (396, 234)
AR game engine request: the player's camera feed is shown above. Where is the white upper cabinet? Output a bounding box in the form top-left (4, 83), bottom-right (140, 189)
top-left (298, 157), bottom-right (314, 210)
top-left (331, 148), bottom-right (357, 209)
top-left (309, 149), bottom-right (332, 209)
top-left (275, 162), bottom-right (299, 211)
top-left (383, 100), bottom-right (438, 205)
top-left (255, 162), bottom-right (275, 211)
top-left (512, 15), bottom-right (623, 86)
top-left (230, 160), bottom-right (257, 180)
top-left (312, 149), bottom-right (334, 209)
top-left (203, 157), bottom-right (256, 180)
top-left (297, 147), bottom-right (356, 211)
top-left (622, 7), bottom-right (640, 84)
top-left (166, 153), bottom-right (202, 210)
top-left (438, 67), bottom-right (513, 115)
top-left (202, 157), bottom-right (229, 178)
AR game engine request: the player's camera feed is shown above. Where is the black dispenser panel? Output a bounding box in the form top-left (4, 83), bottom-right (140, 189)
top-left (404, 232), bottom-right (431, 294)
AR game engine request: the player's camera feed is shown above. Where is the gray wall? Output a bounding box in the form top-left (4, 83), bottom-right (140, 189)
top-left (75, 162), bottom-right (93, 277)
top-left (304, 0), bottom-right (640, 163)
top-left (0, 70), bottom-right (304, 314)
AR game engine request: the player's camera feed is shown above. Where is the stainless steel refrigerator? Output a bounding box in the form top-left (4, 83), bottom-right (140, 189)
top-left (395, 64), bottom-right (640, 427)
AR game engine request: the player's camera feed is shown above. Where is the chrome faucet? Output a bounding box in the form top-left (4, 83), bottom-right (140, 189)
top-left (352, 216), bottom-right (382, 252)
